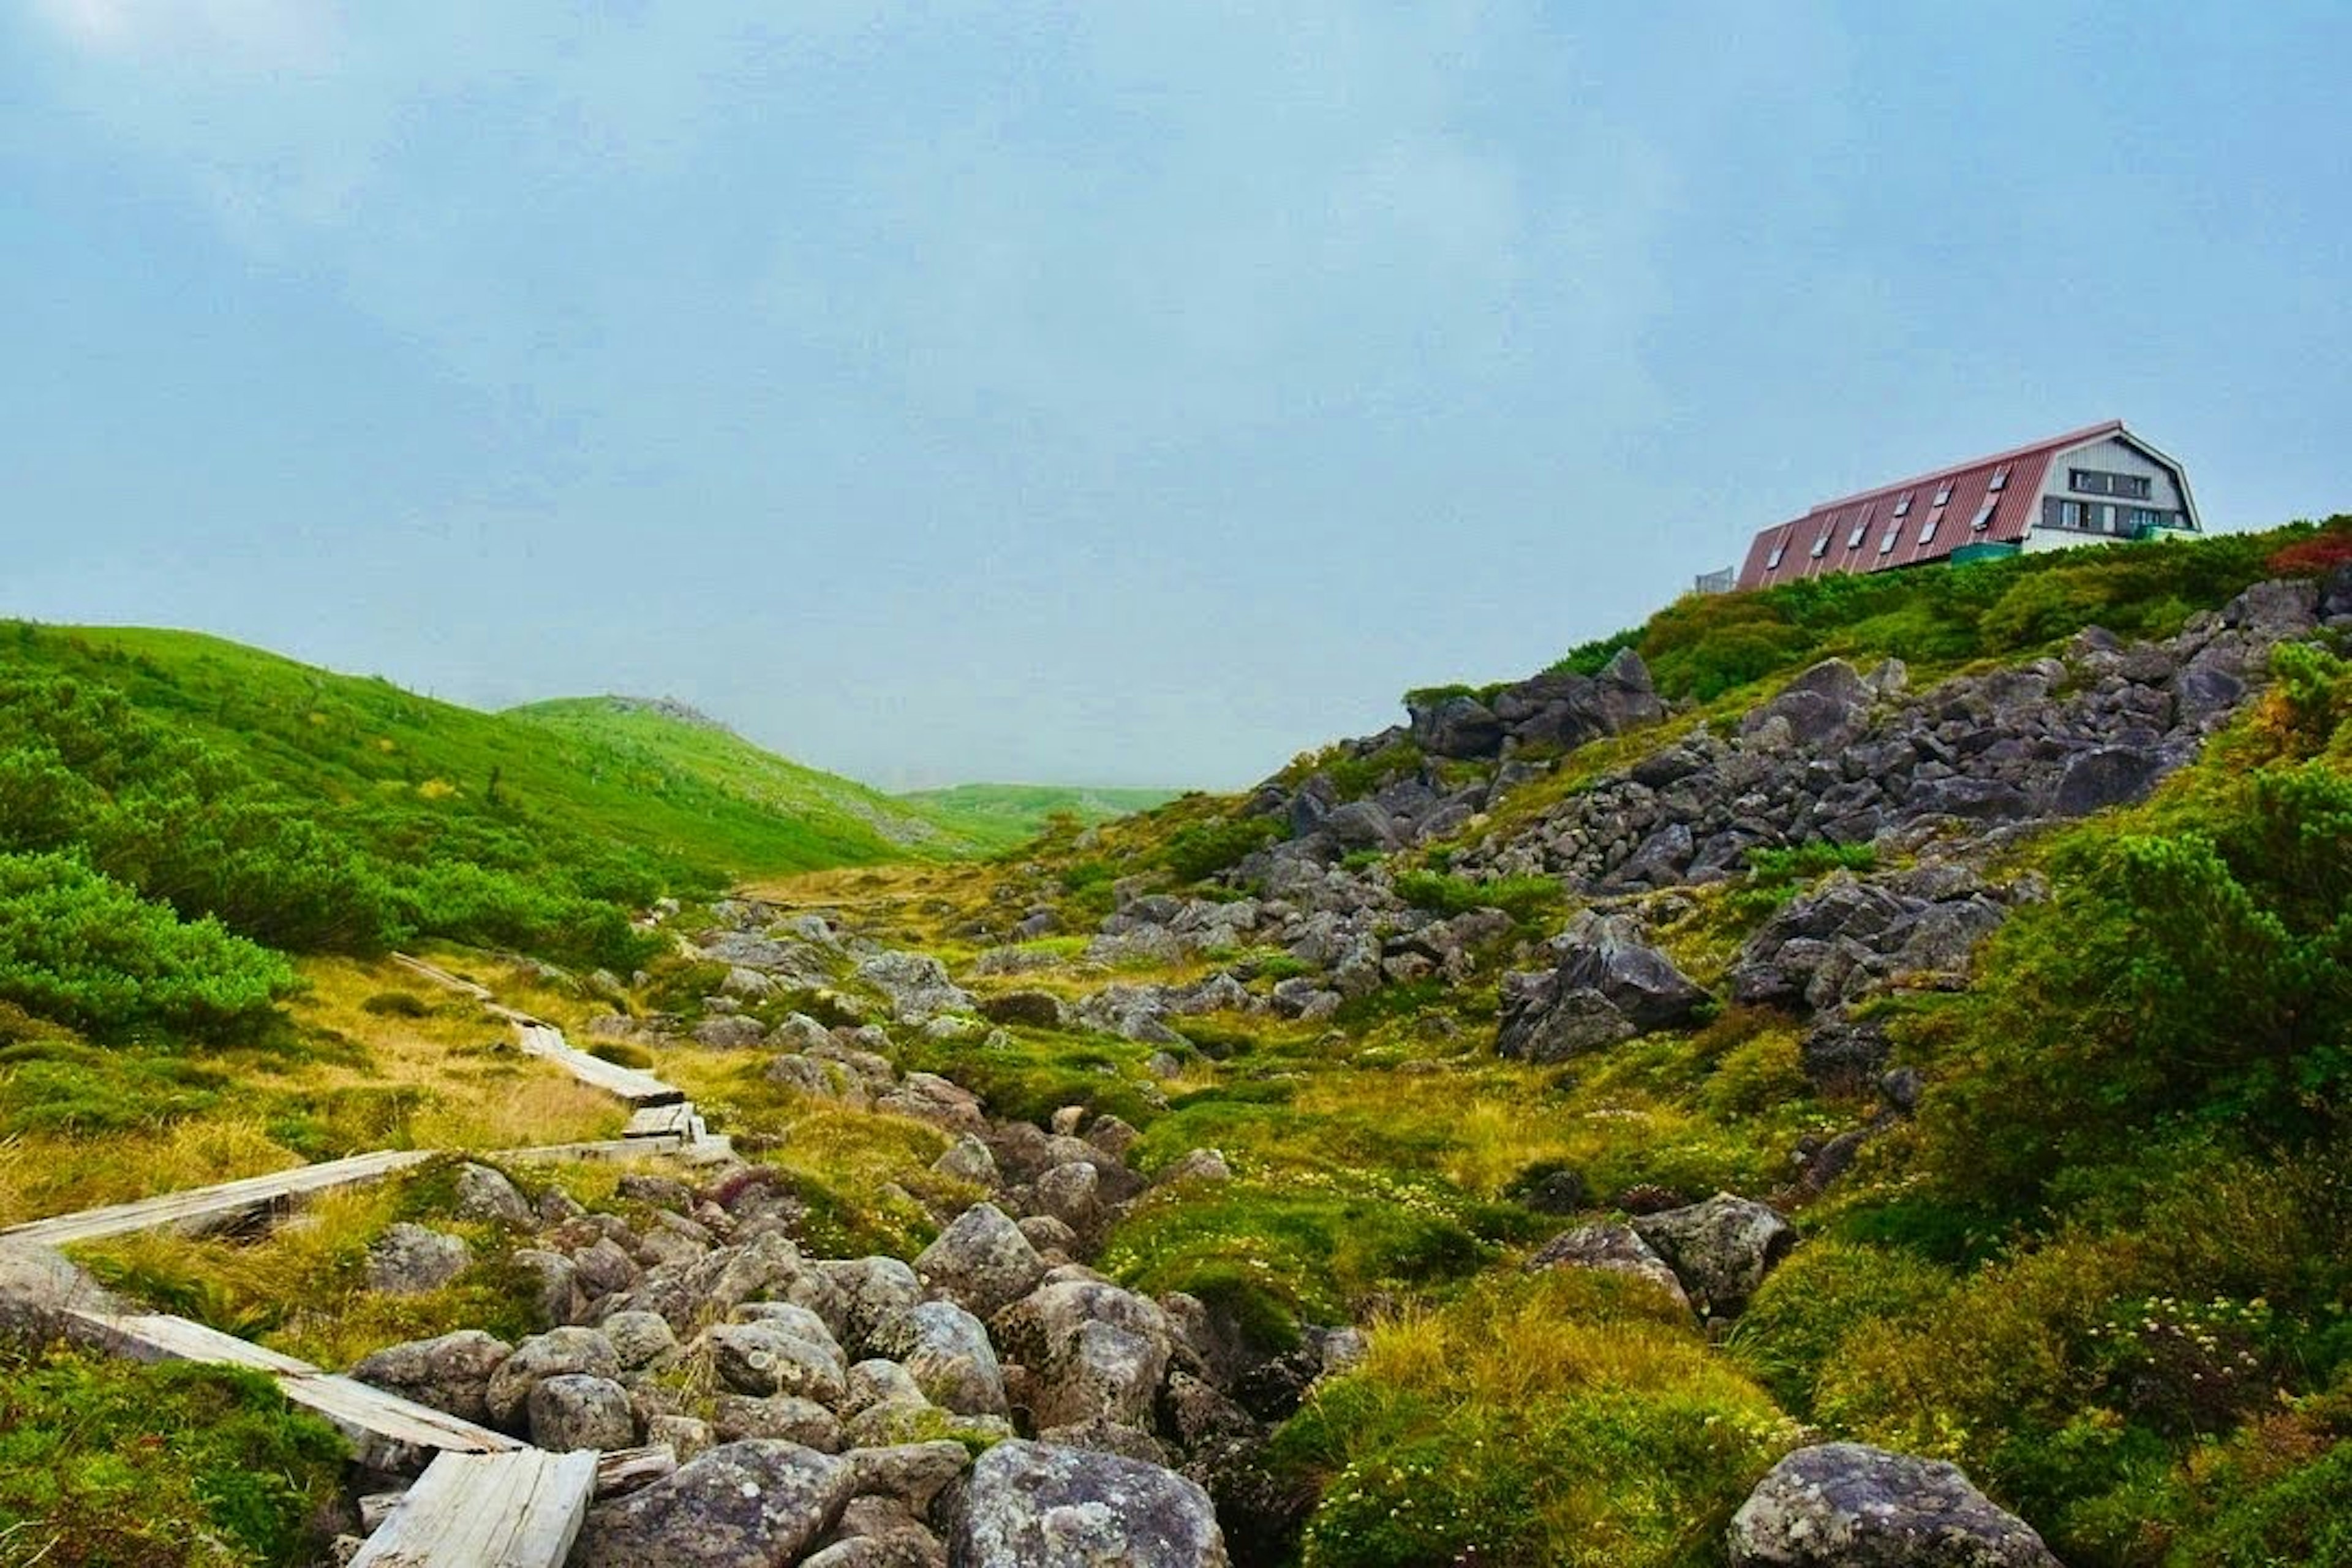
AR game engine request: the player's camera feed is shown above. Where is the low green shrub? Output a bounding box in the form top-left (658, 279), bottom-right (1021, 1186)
top-left (0, 853), bottom-right (295, 1042)
top-left (1728, 1239), bottom-right (1956, 1415)
top-left (0, 1345), bottom-right (346, 1567)
top-left (1161, 816), bottom-right (1283, 883)
top-left (1393, 869), bottom-right (1564, 924)
top-left (1276, 1270), bottom-right (1794, 1568)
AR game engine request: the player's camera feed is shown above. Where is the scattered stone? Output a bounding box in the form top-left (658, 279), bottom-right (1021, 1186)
top-left (951, 1440), bottom-right (1229, 1568)
top-left (452, 1163), bottom-right (533, 1226)
top-left (913, 1204), bottom-right (1046, 1317)
top-left (527, 1373), bottom-right (636, 1451)
top-left (1524, 1223), bottom-right (1690, 1310)
top-left (364, 1223), bottom-right (470, 1295)
top-left (867, 1301), bottom-right (1008, 1417)
top-left (1727, 1442), bottom-right (2061, 1566)
top-left (484, 1327), bottom-right (620, 1428)
top-left (577, 1440), bottom-right (857, 1568)
top-left (347, 1330), bottom-right (512, 1427)
top-left (1631, 1193), bottom-right (1796, 1319)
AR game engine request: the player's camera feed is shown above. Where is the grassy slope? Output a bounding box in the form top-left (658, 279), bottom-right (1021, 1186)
top-left (504, 695), bottom-right (983, 862)
top-left (2, 625), bottom-right (963, 879)
top-left (896, 782), bottom-right (1183, 851)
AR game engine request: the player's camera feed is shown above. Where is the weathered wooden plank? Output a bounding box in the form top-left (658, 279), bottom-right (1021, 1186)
top-left (388, 953), bottom-right (496, 1002)
top-left (366, 1445), bottom-right (674, 1527)
top-left (513, 1023), bottom-right (684, 1107)
top-left (61, 1309), bottom-right (524, 1468)
top-left (352, 1449), bottom-right (597, 1568)
top-left (622, 1103), bottom-right (693, 1140)
top-left (0, 1148), bottom-right (438, 1249)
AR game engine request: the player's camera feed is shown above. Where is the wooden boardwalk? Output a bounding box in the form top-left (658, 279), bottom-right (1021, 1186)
top-left (63, 1306), bottom-right (526, 1469)
top-left (0, 1148), bottom-right (437, 1250)
top-left (350, 1449), bottom-right (598, 1568)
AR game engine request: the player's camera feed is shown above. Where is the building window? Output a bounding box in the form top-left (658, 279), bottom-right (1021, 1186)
top-left (2068, 468), bottom-right (2154, 499)
top-left (2059, 500), bottom-right (2085, 528)
top-left (1988, 464), bottom-right (2010, 492)
top-left (1933, 478), bottom-right (1954, 506)
top-left (1892, 491), bottom-right (1913, 518)
top-left (1971, 500), bottom-right (1999, 530)
top-left (1810, 532), bottom-right (1830, 558)
top-left (2126, 507), bottom-right (2167, 532)
top-left (1918, 511), bottom-right (1941, 545)
top-left (1878, 527), bottom-right (1898, 556)
top-left (1765, 542), bottom-right (1785, 570)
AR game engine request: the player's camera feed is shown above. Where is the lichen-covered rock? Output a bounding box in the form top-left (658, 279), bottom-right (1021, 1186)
top-left (349, 1330), bottom-right (512, 1425)
top-left (1523, 1223), bottom-right (1690, 1311)
top-left (930, 1135), bottom-right (999, 1188)
top-left (703, 1320), bottom-right (848, 1406)
top-left (527, 1373), bottom-right (635, 1451)
top-left (602, 1309), bottom-right (679, 1370)
top-left (364, 1223), bottom-right (470, 1295)
top-left (913, 1204), bottom-right (1044, 1317)
top-left (846, 1440), bottom-right (970, 1515)
top-left (576, 1439), bottom-right (856, 1568)
top-left (1631, 1193), bottom-right (1795, 1318)
top-left (951, 1440), bottom-right (1229, 1568)
top-left (866, 1300), bottom-right (1007, 1417)
top-left (991, 1278), bottom-right (1172, 1432)
top-left (853, 952), bottom-right (974, 1025)
top-left (452, 1162), bottom-right (533, 1226)
top-left (1727, 1442), bottom-right (2060, 1566)
top-left (484, 1327), bottom-right (620, 1427)
top-left (710, 1393), bottom-right (845, 1451)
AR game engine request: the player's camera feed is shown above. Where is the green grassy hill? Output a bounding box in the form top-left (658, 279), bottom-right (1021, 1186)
top-left (3, 627), bottom-right (968, 883)
top-left (502, 695), bottom-right (980, 863)
top-left (896, 782), bottom-right (1183, 851)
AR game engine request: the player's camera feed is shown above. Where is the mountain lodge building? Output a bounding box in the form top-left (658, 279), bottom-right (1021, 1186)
top-left (1732, 420), bottom-right (2203, 593)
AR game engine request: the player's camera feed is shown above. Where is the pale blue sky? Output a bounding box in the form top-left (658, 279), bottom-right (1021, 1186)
top-left (4, 2), bottom-right (2346, 788)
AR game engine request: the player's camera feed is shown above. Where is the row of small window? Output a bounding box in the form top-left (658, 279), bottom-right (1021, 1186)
top-left (1764, 497), bottom-right (2000, 570)
top-left (2043, 499), bottom-right (2173, 533)
top-left (2068, 468), bottom-right (2153, 499)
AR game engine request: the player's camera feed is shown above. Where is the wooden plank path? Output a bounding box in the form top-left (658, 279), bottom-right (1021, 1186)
top-left (0, 1148), bottom-right (438, 1250)
top-left (350, 1449), bottom-right (598, 1568)
top-left (62, 1306), bottom-right (527, 1469)
top-left (391, 953), bottom-right (689, 1111)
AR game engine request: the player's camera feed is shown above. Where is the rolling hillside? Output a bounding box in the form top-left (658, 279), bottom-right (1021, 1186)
top-left (895, 782), bottom-right (1183, 851)
top-left (1, 626), bottom-right (970, 883)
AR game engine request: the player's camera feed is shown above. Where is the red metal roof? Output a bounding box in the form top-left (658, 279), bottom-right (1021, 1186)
top-left (1734, 420), bottom-right (2128, 592)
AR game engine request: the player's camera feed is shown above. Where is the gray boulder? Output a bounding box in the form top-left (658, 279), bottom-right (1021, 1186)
top-left (365, 1223), bottom-right (470, 1295)
top-left (1524, 1223), bottom-right (1690, 1310)
top-left (348, 1330), bottom-right (512, 1425)
top-left (1553, 911), bottom-right (1710, 1031)
top-left (913, 1204), bottom-right (1046, 1317)
top-left (1631, 1193), bottom-right (1795, 1318)
top-left (602, 1310), bottom-right (678, 1370)
top-left (704, 1321), bottom-right (848, 1406)
top-left (1727, 1442), bottom-right (2060, 1566)
top-left (527, 1373), bottom-right (635, 1450)
top-left (992, 1278), bottom-right (1172, 1433)
top-left (710, 1394), bottom-right (845, 1451)
top-left (578, 1440), bottom-right (856, 1568)
top-left (951, 1440), bottom-right (1228, 1568)
top-left (854, 952), bottom-right (974, 1024)
top-left (2052, 745), bottom-right (2162, 816)
top-left (693, 1014), bottom-right (769, 1049)
top-left (866, 1300), bottom-right (1007, 1417)
top-left (452, 1163), bottom-right (533, 1226)
top-left (1495, 972), bottom-right (1638, 1063)
top-left (484, 1327), bottom-right (620, 1427)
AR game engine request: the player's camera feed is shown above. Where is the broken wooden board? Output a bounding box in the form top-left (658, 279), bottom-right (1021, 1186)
top-left (0, 1148), bottom-right (438, 1250)
top-left (622, 1102), bottom-right (696, 1141)
top-left (513, 1023), bottom-right (685, 1108)
top-left (350, 1448), bottom-right (598, 1568)
top-left (61, 1308), bottom-right (524, 1470)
